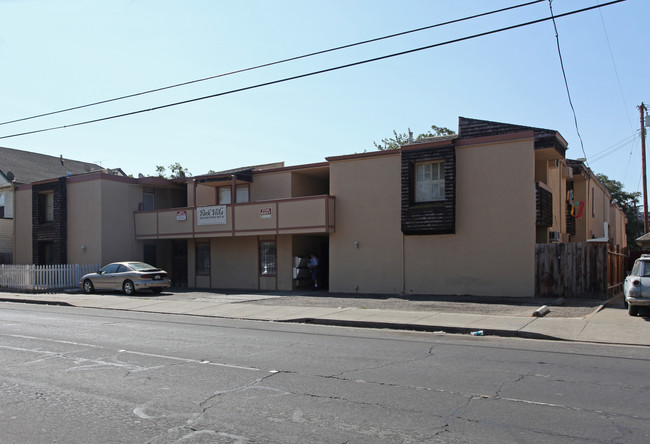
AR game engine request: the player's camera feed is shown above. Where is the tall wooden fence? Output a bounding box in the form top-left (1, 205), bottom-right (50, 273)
top-left (0, 264), bottom-right (99, 293)
top-left (535, 242), bottom-right (625, 299)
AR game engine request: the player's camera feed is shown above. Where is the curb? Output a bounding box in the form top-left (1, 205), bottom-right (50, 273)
top-left (0, 297), bottom-right (74, 307)
top-left (285, 318), bottom-right (563, 341)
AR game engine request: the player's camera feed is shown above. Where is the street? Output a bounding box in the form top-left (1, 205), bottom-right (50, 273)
top-left (1, 301), bottom-right (649, 443)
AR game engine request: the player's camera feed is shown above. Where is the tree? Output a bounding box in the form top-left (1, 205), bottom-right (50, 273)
top-left (596, 173), bottom-right (643, 249)
top-left (374, 125), bottom-right (455, 151)
top-left (156, 163), bottom-right (191, 179)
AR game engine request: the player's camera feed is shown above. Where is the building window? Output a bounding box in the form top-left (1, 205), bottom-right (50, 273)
top-left (236, 185), bottom-right (249, 203)
top-left (0, 192), bottom-right (4, 218)
top-left (196, 242), bottom-right (210, 275)
top-left (143, 192), bottom-right (155, 211)
top-left (39, 191), bottom-right (54, 223)
top-left (259, 241), bottom-right (276, 275)
top-left (592, 187), bottom-right (595, 218)
top-left (219, 187), bottom-right (231, 204)
top-left (415, 161), bottom-right (445, 202)
top-left (219, 185), bottom-right (249, 204)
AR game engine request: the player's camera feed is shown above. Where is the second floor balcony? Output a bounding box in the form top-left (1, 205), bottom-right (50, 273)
top-left (135, 195), bottom-right (335, 240)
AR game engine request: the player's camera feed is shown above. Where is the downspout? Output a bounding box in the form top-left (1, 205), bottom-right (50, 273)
top-left (11, 181), bottom-right (16, 264)
top-left (402, 233), bottom-right (406, 296)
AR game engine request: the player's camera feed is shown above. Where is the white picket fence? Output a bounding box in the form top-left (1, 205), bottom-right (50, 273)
top-left (0, 264), bottom-right (100, 292)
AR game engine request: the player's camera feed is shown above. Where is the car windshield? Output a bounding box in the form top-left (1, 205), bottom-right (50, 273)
top-left (128, 262), bottom-right (158, 271)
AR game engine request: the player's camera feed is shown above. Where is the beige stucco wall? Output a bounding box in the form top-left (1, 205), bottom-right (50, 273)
top-left (291, 171), bottom-right (328, 197)
top-left (13, 187), bottom-right (32, 264)
top-left (405, 139), bottom-right (536, 297)
top-left (210, 236), bottom-right (259, 289)
top-left (573, 178), bottom-right (588, 241)
top-left (329, 153), bottom-right (404, 294)
top-left (0, 218), bottom-right (12, 256)
top-left (252, 172), bottom-right (291, 201)
top-left (329, 139), bottom-right (537, 297)
top-left (609, 204), bottom-right (627, 250)
top-left (546, 161), bottom-right (567, 238)
top-left (195, 184), bottom-right (216, 206)
top-left (67, 178), bottom-right (142, 265)
top-left (67, 180), bottom-right (103, 264)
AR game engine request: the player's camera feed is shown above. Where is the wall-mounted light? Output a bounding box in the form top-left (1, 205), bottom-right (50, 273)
top-left (81, 245), bottom-right (86, 253)
top-left (353, 241), bottom-right (359, 249)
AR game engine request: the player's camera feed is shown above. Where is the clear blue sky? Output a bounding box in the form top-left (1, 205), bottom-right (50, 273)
top-left (0, 0), bottom-right (647, 194)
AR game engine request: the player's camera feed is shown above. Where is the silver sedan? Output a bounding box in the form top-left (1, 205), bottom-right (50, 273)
top-left (79, 262), bottom-right (171, 296)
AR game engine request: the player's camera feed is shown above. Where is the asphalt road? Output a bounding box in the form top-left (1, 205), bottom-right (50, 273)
top-left (1, 302), bottom-right (649, 443)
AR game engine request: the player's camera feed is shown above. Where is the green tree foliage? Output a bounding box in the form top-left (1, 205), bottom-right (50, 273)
top-left (156, 163), bottom-right (191, 179)
top-left (596, 173), bottom-right (643, 249)
top-left (374, 125), bottom-right (455, 151)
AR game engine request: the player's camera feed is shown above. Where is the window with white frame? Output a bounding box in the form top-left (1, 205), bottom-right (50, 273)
top-left (218, 185), bottom-right (249, 203)
top-left (415, 161), bottom-right (445, 202)
top-left (259, 241), bottom-right (276, 275)
top-left (0, 192), bottom-right (4, 218)
top-left (236, 185), bottom-right (249, 203)
top-left (143, 192), bottom-right (155, 211)
top-left (219, 187), bottom-right (231, 204)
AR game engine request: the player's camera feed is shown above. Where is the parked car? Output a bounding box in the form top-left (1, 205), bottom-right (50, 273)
top-left (623, 255), bottom-right (650, 316)
top-left (79, 262), bottom-right (171, 295)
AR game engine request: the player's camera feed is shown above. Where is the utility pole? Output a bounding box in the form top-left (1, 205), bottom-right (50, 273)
top-left (641, 103), bottom-right (648, 233)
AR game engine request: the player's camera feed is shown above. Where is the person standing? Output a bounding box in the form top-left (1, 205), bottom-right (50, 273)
top-left (308, 254), bottom-right (320, 289)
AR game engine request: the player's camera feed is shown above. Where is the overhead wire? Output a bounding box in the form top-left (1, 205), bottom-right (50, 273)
top-left (589, 133), bottom-right (637, 163)
top-left (548, 0), bottom-right (588, 165)
top-left (597, 0), bottom-right (634, 133)
top-left (0, 0), bottom-right (546, 128)
top-left (0, 0), bottom-right (626, 141)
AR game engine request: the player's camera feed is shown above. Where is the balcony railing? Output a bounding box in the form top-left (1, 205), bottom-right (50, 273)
top-left (134, 195), bottom-right (335, 239)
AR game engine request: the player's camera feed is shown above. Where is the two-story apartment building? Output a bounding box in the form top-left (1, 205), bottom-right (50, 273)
top-left (1, 146), bottom-right (110, 264)
top-left (11, 117), bottom-right (627, 297)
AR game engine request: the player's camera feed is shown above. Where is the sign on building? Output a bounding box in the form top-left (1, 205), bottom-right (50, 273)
top-left (197, 205), bottom-right (227, 225)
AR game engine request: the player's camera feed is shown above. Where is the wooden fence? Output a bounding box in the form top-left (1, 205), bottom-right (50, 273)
top-left (535, 242), bottom-right (625, 299)
top-left (0, 264), bottom-right (100, 293)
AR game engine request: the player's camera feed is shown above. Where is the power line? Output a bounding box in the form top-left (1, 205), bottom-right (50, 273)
top-left (548, 0), bottom-right (588, 165)
top-left (589, 133), bottom-right (636, 163)
top-left (597, 0), bottom-right (634, 132)
top-left (0, 0), bottom-right (626, 141)
top-left (0, 0), bottom-right (546, 128)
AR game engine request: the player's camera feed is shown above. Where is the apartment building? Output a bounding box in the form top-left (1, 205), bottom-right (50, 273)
top-left (11, 117), bottom-right (627, 297)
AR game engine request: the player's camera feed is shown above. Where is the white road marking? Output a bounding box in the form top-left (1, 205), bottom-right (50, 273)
top-left (0, 333), bottom-right (260, 372)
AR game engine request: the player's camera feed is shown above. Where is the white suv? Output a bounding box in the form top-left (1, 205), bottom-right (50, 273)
top-left (624, 255), bottom-right (650, 316)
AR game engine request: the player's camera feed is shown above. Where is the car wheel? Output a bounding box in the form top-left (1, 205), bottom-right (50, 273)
top-left (82, 279), bottom-right (94, 294)
top-left (623, 297), bottom-right (628, 309)
top-left (152, 288), bottom-right (163, 294)
top-left (628, 304), bottom-right (639, 316)
top-left (123, 280), bottom-right (136, 296)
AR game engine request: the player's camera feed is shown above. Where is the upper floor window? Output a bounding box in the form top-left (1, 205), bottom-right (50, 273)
top-left (143, 192), bottom-right (155, 211)
top-left (0, 192), bottom-right (4, 218)
top-left (219, 187), bottom-right (231, 204)
top-left (415, 161), bottom-right (445, 202)
top-left (39, 191), bottom-right (54, 223)
top-left (218, 185), bottom-right (250, 204)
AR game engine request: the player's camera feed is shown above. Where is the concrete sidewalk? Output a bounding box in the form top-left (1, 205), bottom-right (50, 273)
top-left (1, 290), bottom-right (648, 347)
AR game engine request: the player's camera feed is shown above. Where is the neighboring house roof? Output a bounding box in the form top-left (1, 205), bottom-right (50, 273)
top-left (0, 146), bottom-right (104, 185)
top-left (457, 117), bottom-right (567, 154)
top-left (193, 162), bottom-right (286, 184)
top-left (636, 232), bottom-right (650, 246)
top-left (406, 117), bottom-right (567, 155)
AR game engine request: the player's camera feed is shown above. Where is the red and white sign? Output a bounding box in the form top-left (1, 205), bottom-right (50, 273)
top-left (260, 207), bottom-right (272, 219)
top-left (176, 210), bottom-right (187, 221)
